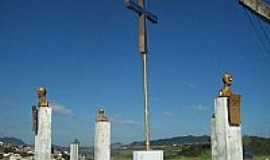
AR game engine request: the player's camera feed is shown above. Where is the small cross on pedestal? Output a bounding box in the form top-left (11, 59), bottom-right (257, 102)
top-left (125, 0), bottom-right (158, 151)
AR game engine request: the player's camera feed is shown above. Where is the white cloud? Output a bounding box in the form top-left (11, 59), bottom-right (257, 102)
top-left (163, 111), bottom-right (174, 117)
top-left (0, 97), bottom-right (17, 107)
top-left (111, 117), bottom-right (141, 126)
top-left (192, 104), bottom-right (208, 112)
top-left (51, 102), bottom-right (73, 116)
top-left (184, 82), bottom-right (196, 89)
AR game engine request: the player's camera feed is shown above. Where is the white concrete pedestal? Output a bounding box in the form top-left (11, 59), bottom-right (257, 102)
top-left (211, 97), bottom-right (243, 160)
top-left (35, 107), bottom-right (52, 160)
top-left (133, 151), bottom-right (163, 160)
top-left (94, 121), bottom-right (111, 160)
top-left (70, 143), bottom-right (79, 160)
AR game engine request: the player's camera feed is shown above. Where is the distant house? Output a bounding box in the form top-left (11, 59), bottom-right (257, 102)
top-left (121, 146), bottom-right (128, 150)
top-left (9, 153), bottom-right (22, 160)
top-left (0, 141), bottom-right (3, 146)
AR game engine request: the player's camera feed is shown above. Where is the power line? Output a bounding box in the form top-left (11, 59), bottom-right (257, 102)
top-left (244, 8), bottom-right (270, 57)
top-left (255, 15), bottom-right (270, 45)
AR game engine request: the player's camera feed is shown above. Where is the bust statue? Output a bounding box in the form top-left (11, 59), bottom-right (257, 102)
top-left (96, 108), bottom-right (108, 122)
top-left (37, 87), bottom-right (49, 107)
top-left (219, 73), bottom-right (233, 97)
top-left (218, 73), bottom-right (241, 126)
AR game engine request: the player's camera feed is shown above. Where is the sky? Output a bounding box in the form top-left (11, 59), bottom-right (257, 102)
top-left (0, 0), bottom-right (270, 146)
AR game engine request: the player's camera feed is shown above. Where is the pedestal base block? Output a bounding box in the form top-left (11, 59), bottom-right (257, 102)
top-left (133, 151), bottom-right (163, 160)
top-left (70, 143), bottom-right (79, 160)
top-left (94, 121), bottom-right (111, 160)
top-left (35, 107), bottom-right (52, 160)
top-left (211, 97), bottom-right (243, 160)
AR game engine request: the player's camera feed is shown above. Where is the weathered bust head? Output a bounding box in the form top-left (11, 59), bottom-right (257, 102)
top-left (37, 87), bottom-right (47, 98)
top-left (37, 87), bottom-right (49, 107)
top-left (219, 73), bottom-right (233, 97)
top-left (96, 108), bottom-right (108, 122)
top-left (223, 73), bottom-right (233, 87)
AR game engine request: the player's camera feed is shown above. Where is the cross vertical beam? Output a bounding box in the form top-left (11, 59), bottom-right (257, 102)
top-left (125, 0), bottom-right (158, 151)
top-left (139, 0), bottom-right (147, 54)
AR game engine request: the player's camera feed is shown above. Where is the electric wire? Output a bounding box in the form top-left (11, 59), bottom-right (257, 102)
top-left (255, 15), bottom-right (270, 45)
top-left (244, 8), bottom-right (270, 57)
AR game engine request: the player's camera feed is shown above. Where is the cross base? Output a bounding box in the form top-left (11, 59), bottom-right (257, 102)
top-left (133, 151), bottom-right (164, 160)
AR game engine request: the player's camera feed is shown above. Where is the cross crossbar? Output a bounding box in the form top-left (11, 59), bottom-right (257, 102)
top-left (125, 0), bottom-right (158, 23)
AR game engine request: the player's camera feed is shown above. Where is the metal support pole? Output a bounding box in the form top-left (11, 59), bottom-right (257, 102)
top-left (142, 53), bottom-right (150, 151)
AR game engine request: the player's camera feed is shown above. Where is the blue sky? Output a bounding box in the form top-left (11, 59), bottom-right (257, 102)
top-left (0, 0), bottom-right (270, 146)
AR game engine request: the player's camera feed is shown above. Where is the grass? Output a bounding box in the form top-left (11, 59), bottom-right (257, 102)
top-left (112, 155), bottom-right (270, 160)
top-left (254, 156), bottom-right (270, 160)
top-left (111, 149), bottom-right (270, 160)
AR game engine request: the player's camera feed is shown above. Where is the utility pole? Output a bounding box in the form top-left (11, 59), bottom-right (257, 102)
top-left (240, 0), bottom-right (270, 22)
top-left (125, 0), bottom-right (158, 151)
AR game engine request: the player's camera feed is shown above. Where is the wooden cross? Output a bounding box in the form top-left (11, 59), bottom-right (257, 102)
top-left (240, 0), bottom-right (270, 23)
top-left (125, 0), bottom-right (158, 54)
top-left (125, 0), bottom-right (158, 151)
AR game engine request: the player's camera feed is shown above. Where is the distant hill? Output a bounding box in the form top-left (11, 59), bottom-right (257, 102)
top-left (0, 137), bottom-right (25, 145)
top-left (112, 143), bottom-right (124, 149)
top-left (127, 135), bottom-right (270, 156)
top-left (129, 135), bottom-right (210, 147)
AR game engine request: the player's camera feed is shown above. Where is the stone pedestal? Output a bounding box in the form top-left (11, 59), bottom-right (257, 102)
top-left (133, 151), bottom-right (163, 160)
top-left (211, 97), bottom-right (243, 160)
top-left (70, 143), bottom-right (79, 160)
top-left (94, 121), bottom-right (111, 160)
top-left (35, 107), bottom-right (52, 160)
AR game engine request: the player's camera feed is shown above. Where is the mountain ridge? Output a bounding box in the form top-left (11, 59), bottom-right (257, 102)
top-left (0, 137), bottom-right (26, 145)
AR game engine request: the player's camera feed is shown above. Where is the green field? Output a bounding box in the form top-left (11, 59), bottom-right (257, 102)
top-left (109, 136), bottom-right (270, 160)
top-left (111, 149), bottom-right (270, 160)
top-left (83, 136), bottom-right (270, 160)
top-left (166, 157), bottom-right (270, 160)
